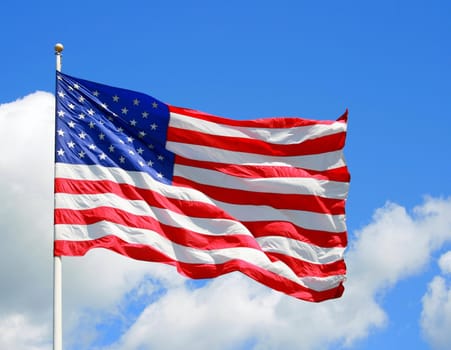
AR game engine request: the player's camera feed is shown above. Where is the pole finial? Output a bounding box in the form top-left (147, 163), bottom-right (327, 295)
top-left (54, 43), bottom-right (64, 54)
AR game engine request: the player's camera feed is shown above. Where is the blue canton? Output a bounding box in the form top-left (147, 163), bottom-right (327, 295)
top-left (55, 72), bottom-right (175, 184)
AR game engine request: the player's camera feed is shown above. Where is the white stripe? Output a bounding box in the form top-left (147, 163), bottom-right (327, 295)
top-left (55, 192), bottom-right (252, 237)
top-left (169, 111), bottom-right (347, 145)
top-left (167, 142), bottom-right (346, 171)
top-left (212, 200), bottom-right (346, 233)
top-left (55, 221), bottom-right (345, 292)
top-left (55, 163), bottom-right (216, 205)
top-left (174, 164), bottom-right (349, 199)
top-left (256, 236), bottom-right (345, 264)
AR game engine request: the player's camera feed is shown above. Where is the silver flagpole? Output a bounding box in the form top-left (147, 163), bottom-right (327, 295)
top-left (53, 42), bottom-right (64, 350)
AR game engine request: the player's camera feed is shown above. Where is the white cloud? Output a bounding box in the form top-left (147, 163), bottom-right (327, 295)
top-left (61, 252), bottom-right (187, 349)
top-left (0, 92), bottom-right (54, 320)
top-left (0, 93), bottom-right (56, 350)
top-left (438, 251), bottom-right (451, 275)
top-left (0, 313), bottom-right (51, 350)
top-left (1, 92), bottom-right (451, 350)
top-left (105, 274), bottom-right (280, 350)
top-left (420, 251), bottom-right (451, 350)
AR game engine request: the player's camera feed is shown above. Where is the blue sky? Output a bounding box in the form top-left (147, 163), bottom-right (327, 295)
top-left (1, 1), bottom-right (451, 349)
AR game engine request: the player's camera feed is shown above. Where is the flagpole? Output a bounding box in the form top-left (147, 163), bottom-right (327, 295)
top-left (53, 42), bottom-right (64, 350)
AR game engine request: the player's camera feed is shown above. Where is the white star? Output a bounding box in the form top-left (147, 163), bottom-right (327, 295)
top-left (119, 156), bottom-right (125, 163)
top-left (117, 127), bottom-right (124, 133)
top-left (79, 131), bottom-right (87, 139)
top-left (108, 145), bottom-right (115, 152)
top-left (128, 150), bottom-right (135, 155)
top-left (138, 131), bottom-right (146, 138)
top-left (73, 83), bottom-right (80, 90)
top-left (137, 147), bottom-right (144, 155)
top-left (78, 96), bottom-right (85, 103)
top-left (68, 121), bottom-right (76, 128)
top-left (157, 173), bottom-right (163, 178)
top-left (152, 102), bottom-right (158, 109)
top-left (147, 160), bottom-right (154, 166)
top-left (148, 144), bottom-right (154, 149)
top-left (67, 141), bottom-right (75, 148)
top-left (142, 111), bottom-right (149, 118)
top-left (99, 133), bottom-right (105, 140)
top-left (89, 144), bottom-right (96, 150)
top-left (87, 109), bottom-right (95, 116)
top-left (78, 113), bottom-right (85, 120)
top-left (150, 123), bottom-right (158, 130)
top-left (68, 103), bottom-right (75, 110)
top-left (121, 107), bottom-right (128, 115)
top-left (139, 160), bottom-right (145, 167)
top-left (133, 98), bottom-right (140, 106)
top-left (118, 139), bottom-right (125, 144)
top-left (99, 153), bottom-right (107, 160)
top-left (157, 155), bottom-right (164, 161)
top-left (89, 121), bottom-right (95, 129)
top-left (79, 151), bottom-right (86, 158)
top-left (127, 136), bottom-right (134, 143)
top-left (57, 148), bottom-right (65, 156)
top-left (130, 119), bottom-right (137, 126)
top-left (58, 91), bottom-right (65, 98)
top-left (93, 90), bottom-right (100, 97)
top-left (57, 110), bottom-right (65, 117)
top-left (101, 103), bottom-right (108, 109)
top-left (112, 95), bottom-right (120, 102)
top-left (57, 129), bottom-right (65, 136)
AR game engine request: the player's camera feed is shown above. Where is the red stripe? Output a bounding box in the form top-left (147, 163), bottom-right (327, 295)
top-left (55, 207), bottom-right (260, 250)
top-left (245, 221), bottom-right (347, 248)
top-left (54, 236), bottom-right (345, 302)
top-left (55, 178), bottom-right (234, 220)
top-left (168, 127), bottom-right (346, 156)
top-left (169, 105), bottom-right (347, 128)
top-left (175, 155), bottom-right (350, 182)
top-left (173, 176), bottom-right (345, 215)
top-left (266, 252), bottom-right (346, 278)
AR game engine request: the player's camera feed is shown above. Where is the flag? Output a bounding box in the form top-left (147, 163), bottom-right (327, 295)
top-left (54, 72), bottom-right (350, 302)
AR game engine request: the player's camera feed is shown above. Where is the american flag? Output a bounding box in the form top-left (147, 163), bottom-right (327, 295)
top-left (54, 72), bottom-right (350, 302)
